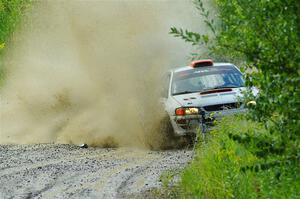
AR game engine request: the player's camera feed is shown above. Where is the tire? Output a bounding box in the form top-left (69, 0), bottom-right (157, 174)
top-left (157, 115), bottom-right (177, 150)
top-left (158, 115), bottom-right (196, 149)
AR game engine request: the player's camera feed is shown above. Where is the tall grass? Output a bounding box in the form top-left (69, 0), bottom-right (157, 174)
top-left (178, 116), bottom-right (300, 198)
top-left (0, 0), bottom-right (32, 83)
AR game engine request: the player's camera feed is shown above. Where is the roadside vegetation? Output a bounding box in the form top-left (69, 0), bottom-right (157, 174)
top-left (169, 0), bottom-right (299, 198)
top-left (0, 0), bottom-right (32, 84)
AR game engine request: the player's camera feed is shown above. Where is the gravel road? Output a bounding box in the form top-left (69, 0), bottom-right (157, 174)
top-left (0, 144), bottom-right (192, 199)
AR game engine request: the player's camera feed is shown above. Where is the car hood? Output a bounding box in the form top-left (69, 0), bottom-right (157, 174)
top-left (171, 87), bottom-right (247, 107)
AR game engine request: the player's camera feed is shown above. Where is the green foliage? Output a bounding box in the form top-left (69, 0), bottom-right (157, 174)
top-left (170, 27), bottom-right (210, 46)
top-left (0, 0), bottom-right (32, 48)
top-left (0, 0), bottom-right (32, 83)
top-left (178, 116), bottom-right (300, 199)
top-left (214, 0), bottom-right (299, 143)
top-left (224, 0), bottom-right (299, 161)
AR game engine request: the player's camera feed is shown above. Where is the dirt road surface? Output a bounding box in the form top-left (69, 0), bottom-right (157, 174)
top-left (0, 144), bottom-right (192, 198)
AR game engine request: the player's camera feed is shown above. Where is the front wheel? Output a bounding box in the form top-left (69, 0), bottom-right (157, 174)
top-left (158, 115), bottom-right (178, 149)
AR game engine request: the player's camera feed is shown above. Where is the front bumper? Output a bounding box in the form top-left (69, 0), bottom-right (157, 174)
top-left (170, 108), bottom-right (246, 136)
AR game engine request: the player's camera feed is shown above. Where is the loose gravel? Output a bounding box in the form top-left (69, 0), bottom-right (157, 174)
top-left (0, 144), bottom-right (192, 199)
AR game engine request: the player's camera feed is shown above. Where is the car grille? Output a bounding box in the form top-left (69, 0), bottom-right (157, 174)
top-left (203, 103), bottom-right (241, 112)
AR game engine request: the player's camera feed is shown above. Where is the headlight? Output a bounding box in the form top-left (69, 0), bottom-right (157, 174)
top-left (246, 100), bottom-right (256, 106)
top-left (175, 107), bottom-right (199, 116)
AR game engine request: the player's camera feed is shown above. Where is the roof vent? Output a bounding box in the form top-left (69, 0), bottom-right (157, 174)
top-left (190, 59), bottom-right (213, 68)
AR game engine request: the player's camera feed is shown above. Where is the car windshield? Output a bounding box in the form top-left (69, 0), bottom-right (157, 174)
top-left (172, 65), bottom-right (244, 95)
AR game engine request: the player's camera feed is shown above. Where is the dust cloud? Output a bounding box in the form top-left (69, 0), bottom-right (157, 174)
top-left (0, 0), bottom-right (203, 148)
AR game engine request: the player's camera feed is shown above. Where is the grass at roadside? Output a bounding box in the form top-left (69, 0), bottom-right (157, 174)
top-left (0, 0), bottom-right (32, 85)
top-left (161, 116), bottom-right (300, 198)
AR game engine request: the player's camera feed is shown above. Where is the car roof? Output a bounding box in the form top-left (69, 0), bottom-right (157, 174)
top-left (171, 62), bottom-right (235, 73)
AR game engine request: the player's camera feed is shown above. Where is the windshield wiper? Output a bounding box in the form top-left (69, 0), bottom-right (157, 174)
top-left (172, 91), bottom-right (196, 96)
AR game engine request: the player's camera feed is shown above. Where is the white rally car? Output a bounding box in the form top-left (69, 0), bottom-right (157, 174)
top-left (163, 59), bottom-right (256, 137)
